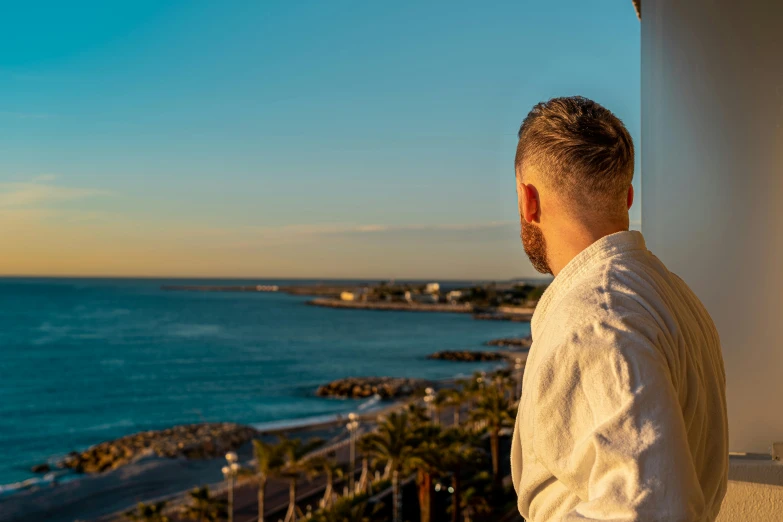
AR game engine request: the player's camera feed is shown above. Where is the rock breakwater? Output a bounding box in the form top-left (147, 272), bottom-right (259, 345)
top-left (44, 422), bottom-right (257, 474)
top-left (427, 350), bottom-right (506, 362)
top-left (316, 377), bottom-right (427, 399)
top-left (485, 337), bottom-right (533, 349)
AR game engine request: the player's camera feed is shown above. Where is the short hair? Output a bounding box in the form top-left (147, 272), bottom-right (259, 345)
top-left (515, 96), bottom-right (634, 213)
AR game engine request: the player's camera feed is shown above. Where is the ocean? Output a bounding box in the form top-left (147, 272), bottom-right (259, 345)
top-left (0, 277), bottom-right (530, 491)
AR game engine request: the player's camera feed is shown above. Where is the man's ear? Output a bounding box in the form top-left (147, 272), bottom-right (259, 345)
top-left (627, 185), bottom-right (634, 210)
top-left (519, 182), bottom-right (540, 224)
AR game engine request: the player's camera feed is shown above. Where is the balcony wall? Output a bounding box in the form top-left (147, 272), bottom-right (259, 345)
top-left (640, 0), bottom-right (782, 454)
top-left (640, 1), bottom-right (783, 517)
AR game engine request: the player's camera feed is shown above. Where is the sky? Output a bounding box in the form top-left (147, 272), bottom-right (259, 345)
top-left (0, 1), bottom-right (641, 280)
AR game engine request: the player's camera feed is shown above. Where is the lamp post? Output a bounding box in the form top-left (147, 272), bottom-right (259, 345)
top-left (222, 451), bottom-right (240, 522)
top-left (424, 387), bottom-right (436, 421)
top-left (346, 413), bottom-right (360, 495)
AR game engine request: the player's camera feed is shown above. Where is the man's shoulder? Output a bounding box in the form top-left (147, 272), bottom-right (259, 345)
top-left (544, 255), bottom-right (670, 338)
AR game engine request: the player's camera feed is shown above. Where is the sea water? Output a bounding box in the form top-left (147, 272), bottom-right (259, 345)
top-left (0, 278), bottom-right (530, 490)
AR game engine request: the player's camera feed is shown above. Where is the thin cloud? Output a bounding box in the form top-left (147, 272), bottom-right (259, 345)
top-left (0, 180), bottom-right (109, 208)
top-left (217, 221), bottom-right (516, 249)
top-left (349, 221), bottom-right (514, 234)
top-left (260, 221), bottom-right (516, 237)
top-left (31, 174), bottom-right (59, 182)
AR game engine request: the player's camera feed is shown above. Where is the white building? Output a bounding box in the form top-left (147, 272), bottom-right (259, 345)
top-left (446, 290), bottom-right (463, 304)
top-left (424, 282), bottom-right (440, 294)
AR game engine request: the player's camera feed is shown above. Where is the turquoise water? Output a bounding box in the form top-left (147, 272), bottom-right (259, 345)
top-left (0, 278), bottom-right (530, 488)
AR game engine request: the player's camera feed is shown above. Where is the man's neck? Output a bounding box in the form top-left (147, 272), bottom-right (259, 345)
top-left (547, 220), bottom-right (629, 276)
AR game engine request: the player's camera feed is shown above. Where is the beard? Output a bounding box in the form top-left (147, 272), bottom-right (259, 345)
top-left (521, 221), bottom-right (552, 275)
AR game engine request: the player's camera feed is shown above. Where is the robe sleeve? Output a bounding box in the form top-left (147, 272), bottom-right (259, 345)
top-left (529, 317), bottom-right (706, 522)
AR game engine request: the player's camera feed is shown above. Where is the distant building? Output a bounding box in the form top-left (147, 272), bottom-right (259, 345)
top-left (405, 291), bottom-right (439, 304)
top-left (342, 288), bottom-right (369, 302)
top-left (446, 290), bottom-right (463, 304)
top-left (424, 282), bottom-right (440, 294)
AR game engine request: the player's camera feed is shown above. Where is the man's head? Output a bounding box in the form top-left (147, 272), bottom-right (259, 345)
top-left (515, 96), bottom-right (635, 275)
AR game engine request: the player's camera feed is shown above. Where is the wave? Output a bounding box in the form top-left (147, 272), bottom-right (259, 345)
top-left (167, 323), bottom-right (224, 338)
top-left (0, 471), bottom-right (76, 498)
top-left (251, 395), bottom-right (386, 432)
top-left (356, 395), bottom-right (381, 411)
top-left (67, 418), bottom-right (136, 434)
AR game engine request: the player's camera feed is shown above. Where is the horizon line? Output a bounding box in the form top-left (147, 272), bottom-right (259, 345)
top-left (0, 273), bottom-right (553, 283)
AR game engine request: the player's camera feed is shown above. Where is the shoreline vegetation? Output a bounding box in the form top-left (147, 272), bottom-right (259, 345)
top-left (162, 279), bottom-right (548, 322)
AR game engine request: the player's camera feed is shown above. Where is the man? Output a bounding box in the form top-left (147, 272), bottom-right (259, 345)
top-left (510, 96), bottom-right (728, 522)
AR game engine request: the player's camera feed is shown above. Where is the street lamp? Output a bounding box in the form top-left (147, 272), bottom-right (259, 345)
top-left (346, 413), bottom-right (360, 495)
top-left (222, 451), bottom-right (240, 522)
top-left (423, 387), bottom-right (436, 421)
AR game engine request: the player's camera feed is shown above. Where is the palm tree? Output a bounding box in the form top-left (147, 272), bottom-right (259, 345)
top-left (468, 384), bottom-right (515, 485)
top-left (459, 472), bottom-right (492, 522)
top-left (491, 371), bottom-right (517, 406)
top-left (124, 501), bottom-right (170, 522)
top-left (280, 437), bottom-right (324, 522)
top-left (180, 486), bottom-right (227, 522)
top-left (407, 424), bottom-right (443, 522)
top-left (433, 389), bottom-right (452, 425)
top-left (460, 372), bottom-right (486, 412)
top-left (405, 402), bottom-right (430, 425)
top-left (356, 435), bottom-right (374, 495)
top-left (460, 486), bottom-right (491, 522)
top-left (362, 411), bottom-right (416, 522)
top-left (252, 439), bottom-right (287, 522)
top-left (441, 387), bottom-right (467, 426)
top-left (312, 498), bottom-right (385, 522)
top-left (439, 428), bottom-right (486, 522)
top-left (308, 451), bottom-right (344, 509)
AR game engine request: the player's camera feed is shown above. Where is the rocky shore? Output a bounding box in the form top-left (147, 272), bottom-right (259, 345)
top-left (41, 422), bottom-right (257, 475)
top-left (485, 336), bottom-right (533, 349)
top-left (427, 350), bottom-right (507, 362)
top-left (316, 377), bottom-right (428, 399)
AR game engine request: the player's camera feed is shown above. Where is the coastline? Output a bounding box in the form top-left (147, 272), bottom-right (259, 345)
top-left (307, 297), bottom-right (474, 313)
top-left (0, 404), bottom-right (400, 522)
top-left (307, 297), bottom-right (537, 321)
top-left (0, 346), bottom-right (528, 522)
top-left (0, 276), bottom-right (534, 521)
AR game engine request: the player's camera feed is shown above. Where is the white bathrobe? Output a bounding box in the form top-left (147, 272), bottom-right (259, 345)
top-left (511, 231), bottom-right (728, 522)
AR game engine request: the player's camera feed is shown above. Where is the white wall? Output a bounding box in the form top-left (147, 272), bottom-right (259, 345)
top-left (640, 0), bottom-right (783, 453)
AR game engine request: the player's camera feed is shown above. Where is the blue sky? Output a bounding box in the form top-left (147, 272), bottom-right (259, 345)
top-left (0, 1), bottom-right (640, 279)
